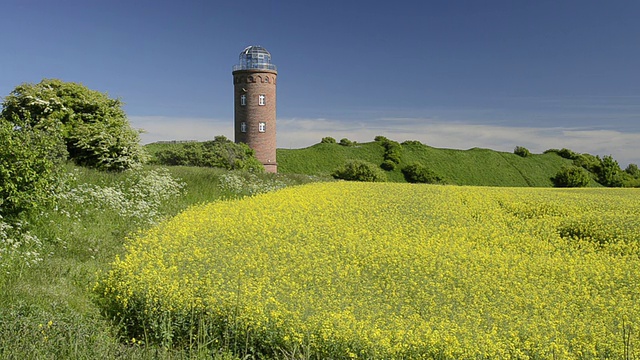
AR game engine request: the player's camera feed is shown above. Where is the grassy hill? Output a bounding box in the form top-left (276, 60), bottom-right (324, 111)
top-left (277, 141), bottom-right (576, 187)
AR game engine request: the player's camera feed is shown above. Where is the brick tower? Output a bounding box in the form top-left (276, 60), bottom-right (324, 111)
top-left (233, 45), bottom-right (278, 173)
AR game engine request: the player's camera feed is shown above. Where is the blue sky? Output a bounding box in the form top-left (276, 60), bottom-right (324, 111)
top-left (1, 0), bottom-right (639, 166)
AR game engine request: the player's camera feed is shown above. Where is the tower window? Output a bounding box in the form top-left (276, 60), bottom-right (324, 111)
top-left (240, 94), bottom-right (246, 106)
top-left (240, 122), bottom-right (247, 133)
top-left (259, 94), bottom-right (266, 106)
top-left (258, 122), bottom-right (266, 133)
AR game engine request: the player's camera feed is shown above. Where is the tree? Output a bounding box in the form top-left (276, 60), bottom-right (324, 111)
top-left (1, 79), bottom-right (145, 171)
top-left (596, 155), bottom-right (623, 187)
top-left (624, 163), bottom-right (639, 177)
top-left (0, 116), bottom-right (64, 218)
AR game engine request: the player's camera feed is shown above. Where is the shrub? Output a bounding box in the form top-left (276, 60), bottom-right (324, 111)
top-left (402, 163), bottom-right (446, 184)
top-left (154, 136), bottom-right (264, 172)
top-left (0, 116), bottom-right (64, 218)
top-left (339, 138), bottom-right (355, 147)
top-left (1, 79), bottom-right (146, 171)
top-left (557, 148), bottom-right (580, 160)
top-left (374, 135), bottom-right (389, 142)
top-left (380, 160), bottom-right (397, 171)
top-left (401, 140), bottom-right (424, 146)
top-left (514, 146), bottom-right (531, 157)
top-left (332, 160), bottom-right (386, 182)
top-left (552, 166), bottom-right (591, 187)
top-left (320, 137), bottom-right (336, 144)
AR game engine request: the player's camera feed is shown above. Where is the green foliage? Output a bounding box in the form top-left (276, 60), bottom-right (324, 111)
top-left (514, 146), bottom-right (531, 157)
top-left (402, 163), bottom-right (446, 184)
top-left (153, 136), bottom-right (264, 172)
top-left (596, 155), bottom-right (623, 187)
top-left (278, 140), bottom-right (571, 186)
top-left (552, 166), bottom-right (591, 187)
top-left (320, 136), bottom-right (336, 144)
top-left (380, 159), bottom-right (397, 171)
top-left (339, 138), bottom-right (355, 146)
top-left (557, 148), bottom-right (580, 160)
top-left (332, 160), bottom-right (386, 182)
top-left (374, 135), bottom-right (389, 142)
top-left (401, 140), bottom-right (424, 146)
top-left (379, 138), bottom-right (403, 167)
top-left (572, 153), bottom-right (601, 173)
top-left (625, 163), bottom-right (640, 177)
top-left (1, 79), bottom-right (145, 171)
top-left (0, 116), bottom-right (64, 218)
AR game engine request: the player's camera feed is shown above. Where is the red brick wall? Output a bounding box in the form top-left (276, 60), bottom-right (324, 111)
top-left (233, 69), bottom-right (277, 173)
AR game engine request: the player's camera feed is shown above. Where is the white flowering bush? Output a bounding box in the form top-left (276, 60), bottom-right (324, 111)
top-left (0, 218), bottom-right (44, 271)
top-left (1, 79), bottom-right (146, 171)
top-left (56, 169), bottom-right (185, 225)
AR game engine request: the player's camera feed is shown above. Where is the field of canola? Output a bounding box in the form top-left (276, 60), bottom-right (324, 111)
top-left (100, 182), bottom-right (640, 359)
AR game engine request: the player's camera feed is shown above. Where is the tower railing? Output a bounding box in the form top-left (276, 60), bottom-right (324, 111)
top-left (233, 63), bottom-right (277, 71)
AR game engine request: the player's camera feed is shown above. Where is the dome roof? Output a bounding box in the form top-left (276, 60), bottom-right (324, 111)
top-left (233, 45), bottom-right (277, 71)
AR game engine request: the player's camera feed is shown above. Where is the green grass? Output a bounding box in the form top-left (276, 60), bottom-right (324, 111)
top-left (0, 163), bottom-right (315, 359)
top-left (277, 141), bottom-right (577, 186)
top-left (146, 139), bottom-right (587, 187)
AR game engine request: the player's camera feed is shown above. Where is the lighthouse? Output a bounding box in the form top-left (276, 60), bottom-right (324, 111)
top-left (232, 45), bottom-right (278, 173)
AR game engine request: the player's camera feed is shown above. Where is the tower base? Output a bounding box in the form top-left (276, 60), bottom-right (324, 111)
top-left (263, 163), bottom-right (277, 174)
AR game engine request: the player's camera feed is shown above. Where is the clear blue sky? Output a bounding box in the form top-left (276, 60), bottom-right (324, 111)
top-left (1, 0), bottom-right (639, 166)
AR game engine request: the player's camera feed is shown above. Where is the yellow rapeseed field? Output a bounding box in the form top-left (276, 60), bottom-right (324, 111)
top-left (100, 182), bottom-right (640, 359)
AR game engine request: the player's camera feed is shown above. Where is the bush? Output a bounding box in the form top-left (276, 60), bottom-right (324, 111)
top-left (339, 138), bottom-right (355, 147)
top-left (514, 146), bottom-right (531, 157)
top-left (321, 137), bottom-right (336, 144)
top-left (374, 135), bottom-right (389, 142)
top-left (380, 160), bottom-right (397, 171)
top-left (557, 148), bottom-right (580, 160)
top-left (402, 163), bottom-right (446, 184)
top-left (401, 140), bottom-right (424, 146)
top-left (154, 136), bottom-right (264, 172)
top-left (552, 166), bottom-right (591, 187)
top-left (0, 116), bottom-right (64, 218)
top-left (1, 79), bottom-right (145, 171)
top-left (332, 160), bottom-right (386, 182)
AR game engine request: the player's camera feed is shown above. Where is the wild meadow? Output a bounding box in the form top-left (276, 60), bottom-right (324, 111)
top-left (0, 164), bottom-right (317, 359)
top-left (100, 182), bottom-right (640, 359)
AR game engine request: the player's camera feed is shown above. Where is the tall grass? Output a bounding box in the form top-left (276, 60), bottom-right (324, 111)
top-left (0, 163), bottom-right (316, 359)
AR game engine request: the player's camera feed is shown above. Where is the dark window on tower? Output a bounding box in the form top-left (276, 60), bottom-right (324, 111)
top-left (240, 94), bottom-right (246, 106)
top-left (258, 122), bottom-right (266, 132)
top-left (259, 94), bottom-right (266, 106)
top-left (240, 122), bottom-right (247, 133)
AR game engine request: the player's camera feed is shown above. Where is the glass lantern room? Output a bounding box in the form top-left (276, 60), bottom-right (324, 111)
top-left (233, 45), bottom-right (277, 71)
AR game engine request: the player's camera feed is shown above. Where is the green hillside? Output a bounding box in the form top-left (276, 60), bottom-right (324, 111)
top-left (277, 141), bottom-right (575, 187)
